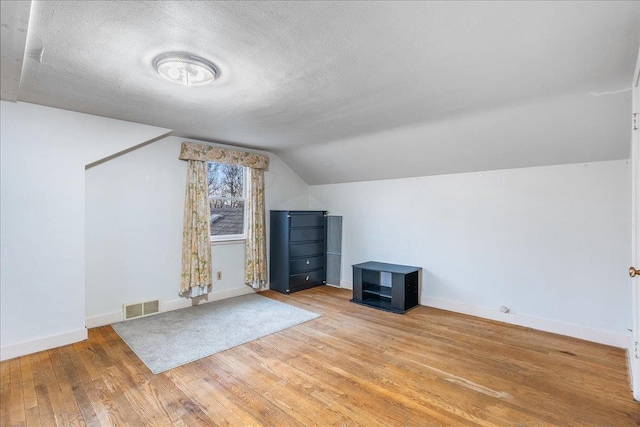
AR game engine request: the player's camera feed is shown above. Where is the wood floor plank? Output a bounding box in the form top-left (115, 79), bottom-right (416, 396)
top-left (105, 330), bottom-right (214, 427)
top-left (284, 325), bottom-right (525, 426)
top-left (91, 327), bottom-right (153, 427)
top-left (166, 365), bottom-right (252, 426)
top-left (31, 351), bottom-right (58, 425)
top-left (73, 337), bottom-right (104, 383)
top-left (19, 356), bottom-right (46, 426)
top-left (19, 355), bottom-right (37, 413)
top-left (245, 328), bottom-right (469, 426)
top-left (1, 286), bottom-right (638, 426)
top-left (8, 358), bottom-right (26, 427)
top-left (212, 352), bottom-right (340, 427)
top-left (36, 351), bottom-right (70, 426)
top-left (0, 359), bottom-right (12, 426)
top-left (237, 343), bottom-right (413, 426)
top-left (92, 328), bottom-right (173, 427)
top-left (192, 356), bottom-right (306, 426)
top-left (58, 345), bottom-right (102, 427)
top-left (69, 336), bottom-right (129, 427)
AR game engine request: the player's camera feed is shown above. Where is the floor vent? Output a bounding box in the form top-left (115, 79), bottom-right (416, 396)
top-left (124, 299), bottom-right (160, 320)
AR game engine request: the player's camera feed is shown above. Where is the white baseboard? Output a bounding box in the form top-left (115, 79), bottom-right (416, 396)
top-left (1, 328), bottom-right (88, 362)
top-left (162, 286), bottom-right (255, 312)
top-left (422, 296), bottom-right (629, 348)
top-left (85, 311), bottom-right (123, 328)
top-left (85, 286), bottom-right (256, 329)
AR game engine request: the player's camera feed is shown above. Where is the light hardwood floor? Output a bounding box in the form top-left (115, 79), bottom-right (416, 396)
top-left (1, 286), bottom-right (639, 426)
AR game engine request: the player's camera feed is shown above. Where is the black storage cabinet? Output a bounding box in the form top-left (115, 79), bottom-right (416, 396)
top-left (270, 210), bottom-right (327, 294)
top-left (351, 261), bottom-right (421, 313)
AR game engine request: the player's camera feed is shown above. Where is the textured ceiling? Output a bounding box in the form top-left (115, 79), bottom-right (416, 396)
top-left (8, 1), bottom-right (640, 184)
top-left (0, 1), bottom-right (30, 101)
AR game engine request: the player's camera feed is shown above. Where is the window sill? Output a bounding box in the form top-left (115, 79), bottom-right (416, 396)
top-left (210, 238), bottom-right (246, 246)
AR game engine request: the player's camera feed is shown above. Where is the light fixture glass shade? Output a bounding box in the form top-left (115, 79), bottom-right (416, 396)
top-left (153, 53), bottom-right (219, 86)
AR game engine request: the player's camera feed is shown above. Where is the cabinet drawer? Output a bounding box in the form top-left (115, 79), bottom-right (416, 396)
top-left (290, 269), bottom-right (324, 288)
top-left (290, 214), bottom-right (325, 228)
top-left (290, 256), bottom-right (324, 273)
top-left (290, 227), bottom-right (324, 242)
top-left (290, 241), bottom-right (324, 258)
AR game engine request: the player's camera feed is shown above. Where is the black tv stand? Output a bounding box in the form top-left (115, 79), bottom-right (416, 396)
top-left (351, 261), bottom-right (421, 314)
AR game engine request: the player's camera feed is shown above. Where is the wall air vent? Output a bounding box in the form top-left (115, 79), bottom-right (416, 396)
top-left (124, 299), bottom-right (160, 320)
top-left (143, 300), bottom-right (159, 315)
top-left (125, 303), bottom-right (143, 319)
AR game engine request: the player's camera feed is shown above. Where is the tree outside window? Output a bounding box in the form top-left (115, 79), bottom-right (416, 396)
top-left (207, 162), bottom-right (247, 240)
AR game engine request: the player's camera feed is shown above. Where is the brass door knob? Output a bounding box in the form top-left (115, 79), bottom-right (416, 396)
top-left (631, 267), bottom-right (639, 277)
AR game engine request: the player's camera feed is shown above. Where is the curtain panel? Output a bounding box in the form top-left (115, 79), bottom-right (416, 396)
top-left (180, 160), bottom-right (212, 297)
top-left (178, 142), bottom-right (269, 294)
top-left (245, 168), bottom-right (268, 288)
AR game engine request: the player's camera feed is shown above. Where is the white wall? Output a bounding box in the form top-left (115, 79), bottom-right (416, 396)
top-left (0, 101), bottom-right (170, 360)
top-left (310, 160), bottom-right (631, 346)
top-left (85, 136), bottom-right (310, 326)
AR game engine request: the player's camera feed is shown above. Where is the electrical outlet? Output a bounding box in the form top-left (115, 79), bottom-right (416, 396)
top-left (216, 271), bottom-right (222, 280)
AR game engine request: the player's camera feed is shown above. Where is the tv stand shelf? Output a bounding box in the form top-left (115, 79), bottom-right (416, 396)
top-left (351, 261), bottom-right (421, 314)
top-left (362, 285), bottom-right (392, 298)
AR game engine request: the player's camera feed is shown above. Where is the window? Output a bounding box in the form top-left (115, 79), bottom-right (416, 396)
top-left (207, 162), bottom-right (248, 241)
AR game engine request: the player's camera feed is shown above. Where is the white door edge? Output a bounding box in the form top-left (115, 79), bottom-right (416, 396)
top-left (631, 48), bottom-right (640, 402)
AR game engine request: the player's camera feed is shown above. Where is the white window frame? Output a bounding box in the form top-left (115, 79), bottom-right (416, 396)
top-left (208, 163), bottom-right (249, 243)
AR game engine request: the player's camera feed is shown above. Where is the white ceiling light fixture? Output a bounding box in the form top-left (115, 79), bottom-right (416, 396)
top-left (152, 52), bottom-right (219, 86)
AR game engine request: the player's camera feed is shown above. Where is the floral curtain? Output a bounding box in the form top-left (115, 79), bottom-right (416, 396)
top-left (245, 168), bottom-right (268, 288)
top-left (178, 142), bottom-right (269, 293)
top-left (179, 142), bottom-right (269, 169)
top-left (180, 160), bottom-right (212, 297)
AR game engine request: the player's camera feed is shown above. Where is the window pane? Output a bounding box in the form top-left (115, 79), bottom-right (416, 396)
top-left (210, 200), bottom-right (245, 236)
top-left (208, 163), bottom-right (243, 198)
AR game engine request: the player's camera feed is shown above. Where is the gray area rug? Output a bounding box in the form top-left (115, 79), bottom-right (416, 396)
top-left (112, 293), bottom-right (320, 374)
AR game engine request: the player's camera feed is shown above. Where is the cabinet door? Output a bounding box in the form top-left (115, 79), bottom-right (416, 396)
top-left (326, 216), bottom-right (342, 287)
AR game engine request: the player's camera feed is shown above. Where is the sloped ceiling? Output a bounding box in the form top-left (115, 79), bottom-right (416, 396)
top-left (0, 1), bottom-right (30, 101)
top-left (5, 1), bottom-right (640, 184)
